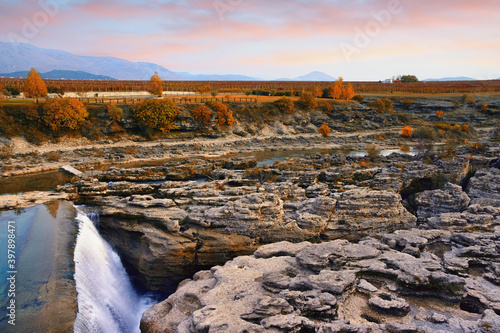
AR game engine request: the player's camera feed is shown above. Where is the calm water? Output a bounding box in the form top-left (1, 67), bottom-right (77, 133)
top-left (0, 201), bottom-right (77, 332)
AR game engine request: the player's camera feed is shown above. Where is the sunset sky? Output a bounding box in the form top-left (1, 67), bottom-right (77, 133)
top-left (1, 0), bottom-right (500, 80)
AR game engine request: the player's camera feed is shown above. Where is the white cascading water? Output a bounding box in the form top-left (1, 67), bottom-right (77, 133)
top-left (73, 209), bottom-right (154, 333)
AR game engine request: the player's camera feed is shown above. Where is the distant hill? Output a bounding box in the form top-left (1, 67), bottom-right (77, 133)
top-left (0, 42), bottom-right (185, 80)
top-left (294, 71), bottom-right (337, 81)
top-left (423, 77), bottom-right (477, 82)
top-left (0, 70), bottom-right (116, 80)
top-left (177, 72), bottom-right (259, 81)
top-left (0, 42), bottom-right (262, 81)
top-left (275, 71), bottom-right (337, 81)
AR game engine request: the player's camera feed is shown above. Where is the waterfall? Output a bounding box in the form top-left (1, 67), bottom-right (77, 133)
top-left (73, 209), bottom-right (155, 333)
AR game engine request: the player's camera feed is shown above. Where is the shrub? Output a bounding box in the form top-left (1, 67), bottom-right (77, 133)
top-left (402, 126), bottom-right (413, 138)
top-left (318, 124), bottom-right (331, 137)
top-left (435, 123), bottom-right (452, 131)
top-left (482, 104), bottom-right (488, 112)
top-left (413, 126), bottom-right (437, 140)
top-left (42, 98), bottom-right (88, 133)
top-left (245, 167), bottom-right (277, 184)
top-left (192, 105), bottom-right (212, 127)
top-left (320, 101), bottom-right (333, 114)
top-left (0, 143), bottom-right (14, 159)
top-left (467, 97), bottom-right (475, 104)
top-left (210, 90), bottom-right (218, 97)
top-left (299, 92), bottom-right (318, 110)
top-left (207, 101), bottom-right (235, 127)
top-left (45, 151), bottom-right (61, 162)
top-left (436, 110), bottom-right (445, 118)
top-left (352, 95), bottom-right (364, 103)
top-left (369, 98), bottom-right (394, 112)
top-left (382, 98), bottom-right (394, 112)
top-left (366, 144), bottom-right (381, 159)
top-left (452, 100), bottom-right (461, 108)
top-left (274, 97), bottom-right (294, 113)
top-left (133, 99), bottom-right (179, 132)
top-left (107, 104), bottom-right (123, 122)
top-left (467, 142), bottom-right (487, 154)
top-left (369, 99), bottom-right (386, 112)
top-left (81, 118), bottom-right (104, 140)
top-left (438, 141), bottom-right (456, 159)
top-left (25, 127), bottom-right (49, 145)
top-left (402, 99), bottom-right (414, 109)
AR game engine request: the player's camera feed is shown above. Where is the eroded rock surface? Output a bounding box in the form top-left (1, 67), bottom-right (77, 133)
top-left (141, 227), bottom-right (500, 332)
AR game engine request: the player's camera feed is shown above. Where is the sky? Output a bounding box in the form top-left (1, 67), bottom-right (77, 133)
top-left (1, 0), bottom-right (500, 81)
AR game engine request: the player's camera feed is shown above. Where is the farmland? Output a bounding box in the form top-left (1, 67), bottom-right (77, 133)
top-left (2, 77), bottom-right (500, 96)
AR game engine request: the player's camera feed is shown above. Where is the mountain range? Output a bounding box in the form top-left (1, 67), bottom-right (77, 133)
top-left (0, 42), bottom-right (336, 81)
top-left (423, 77), bottom-right (477, 82)
top-left (0, 70), bottom-right (116, 80)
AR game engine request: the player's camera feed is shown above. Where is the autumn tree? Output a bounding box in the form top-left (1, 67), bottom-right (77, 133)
top-left (313, 86), bottom-right (323, 98)
top-left (134, 99), bottom-right (179, 132)
top-left (328, 77), bottom-right (355, 100)
top-left (42, 98), bottom-right (88, 133)
top-left (401, 75), bottom-right (419, 83)
top-left (274, 96), bottom-right (294, 113)
top-left (343, 83), bottom-right (355, 100)
top-left (23, 68), bottom-right (48, 102)
top-left (147, 72), bottom-right (163, 96)
top-left (196, 84), bottom-right (211, 95)
top-left (192, 105), bottom-right (212, 127)
top-left (207, 101), bottom-right (235, 127)
top-left (318, 124), bottom-right (331, 137)
top-left (329, 78), bottom-right (344, 99)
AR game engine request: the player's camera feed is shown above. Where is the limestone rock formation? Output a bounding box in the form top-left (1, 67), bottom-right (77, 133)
top-left (141, 227), bottom-right (500, 332)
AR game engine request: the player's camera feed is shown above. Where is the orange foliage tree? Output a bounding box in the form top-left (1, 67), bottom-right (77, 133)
top-left (23, 68), bottom-right (47, 101)
top-left (196, 84), bottom-right (212, 95)
top-left (147, 72), bottom-right (163, 96)
top-left (192, 105), bottom-right (212, 127)
top-left (329, 78), bottom-right (344, 99)
top-left (328, 77), bottom-right (355, 100)
top-left (342, 83), bottom-right (355, 100)
top-left (436, 110), bottom-right (445, 118)
top-left (133, 99), bottom-right (179, 132)
top-left (207, 101), bottom-right (235, 127)
top-left (402, 126), bottom-right (413, 138)
top-left (42, 98), bottom-right (88, 133)
top-left (318, 124), bottom-right (331, 137)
